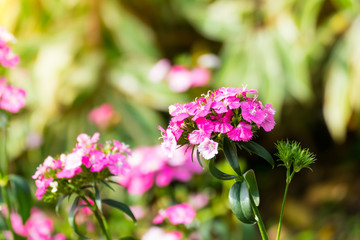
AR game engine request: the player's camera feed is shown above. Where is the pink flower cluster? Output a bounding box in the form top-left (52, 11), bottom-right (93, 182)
top-left (0, 78), bottom-right (26, 113)
top-left (32, 132), bottom-right (131, 201)
top-left (159, 87), bottom-right (275, 160)
top-left (0, 27), bottom-right (26, 113)
top-left (0, 27), bottom-right (19, 68)
top-left (148, 59), bottom-right (210, 92)
top-left (5, 208), bottom-right (66, 240)
top-left (153, 203), bottom-right (196, 225)
top-left (116, 145), bottom-right (202, 195)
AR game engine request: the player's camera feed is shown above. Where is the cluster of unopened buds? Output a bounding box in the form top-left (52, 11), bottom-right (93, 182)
top-left (159, 87), bottom-right (276, 160)
top-left (32, 132), bottom-right (131, 202)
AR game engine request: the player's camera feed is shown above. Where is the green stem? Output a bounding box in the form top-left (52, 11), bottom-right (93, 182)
top-left (276, 168), bottom-right (293, 240)
top-left (1, 125), bottom-right (16, 240)
top-left (82, 196), bottom-right (112, 240)
top-left (250, 195), bottom-right (269, 240)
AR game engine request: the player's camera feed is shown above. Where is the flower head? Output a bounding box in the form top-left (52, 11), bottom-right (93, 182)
top-left (0, 78), bottom-right (26, 113)
top-left (153, 203), bottom-right (196, 225)
top-left (159, 87), bottom-right (275, 160)
top-left (32, 133), bottom-right (131, 201)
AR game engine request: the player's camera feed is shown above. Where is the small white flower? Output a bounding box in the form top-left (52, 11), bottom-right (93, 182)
top-left (198, 138), bottom-right (218, 160)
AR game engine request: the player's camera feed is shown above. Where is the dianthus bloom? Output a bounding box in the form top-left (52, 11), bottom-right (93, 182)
top-left (32, 132), bottom-right (131, 201)
top-left (159, 87), bottom-right (275, 160)
top-left (88, 103), bottom-right (119, 130)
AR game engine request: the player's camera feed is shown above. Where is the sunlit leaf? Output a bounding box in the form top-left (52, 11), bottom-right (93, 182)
top-left (209, 158), bottom-right (238, 180)
top-left (244, 170), bottom-right (260, 206)
top-left (228, 181), bottom-right (256, 224)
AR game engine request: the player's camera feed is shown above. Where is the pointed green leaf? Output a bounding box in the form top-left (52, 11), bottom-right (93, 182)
top-left (229, 181), bottom-right (256, 224)
top-left (244, 170), bottom-right (260, 206)
top-left (102, 199), bottom-right (136, 222)
top-left (9, 174), bottom-right (32, 222)
top-left (101, 180), bottom-right (115, 191)
top-left (196, 146), bottom-right (204, 168)
top-left (95, 185), bottom-right (102, 214)
top-left (223, 138), bottom-right (242, 175)
top-left (69, 197), bottom-right (91, 239)
top-left (237, 141), bottom-right (274, 168)
top-left (209, 158), bottom-right (238, 180)
top-left (56, 195), bottom-right (68, 214)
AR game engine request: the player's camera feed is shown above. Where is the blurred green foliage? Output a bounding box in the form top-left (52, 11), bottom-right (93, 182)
top-left (1, 0), bottom-right (360, 239)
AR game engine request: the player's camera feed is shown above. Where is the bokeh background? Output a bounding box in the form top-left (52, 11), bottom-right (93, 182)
top-left (1, 0), bottom-right (360, 239)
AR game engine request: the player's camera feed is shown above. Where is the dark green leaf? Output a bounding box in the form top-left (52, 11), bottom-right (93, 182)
top-left (95, 185), bottom-right (102, 214)
top-left (102, 199), bottom-right (136, 222)
top-left (9, 174), bottom-right (32, 223)
top-left (101, 180), bottom-right (115, 191)
top-left (223, 138), bottom-right (242, 175)
top-left (69, 196), bottom-right (91, 239)
top-left (196, 146), bottom-right (204, 168)
top-left (209, 158), bottom-right (238, 180)
top-left (228, 181), bottom-right (256, 224)
top-left (237, 141), bottom-right (274, 168)
top-left (244, 170), bottom-right (260, 206)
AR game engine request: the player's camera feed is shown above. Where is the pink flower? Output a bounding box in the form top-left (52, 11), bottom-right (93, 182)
top-left (56, 151), bottom-right (84, 178)
top-left (212, 111), bottom-right (234, 134)
top-left (88, 103), bottom-right (116, 130)
top-left (227, 121), bottom-right (253, 141)
top-left (240, 101), bottom-right (266, 125)
top-left (189, 193), bottom-right (209, 210)
top-left (35, 178), bottom-right (53, 200)
top-left (0, 39), bottom-right (19, 68)
top-left (107, 152), bottom-right (131, 175)
top-left (198, 138), bottom-right (218, 160)
top-left (188, 97), bottom-right (213, 120)
top-left (9, 208), bottom-right (67, 240)
top-left (142, 227), bottom-right (182, 240)
top-left (148, 59), bottom-right (171, 83)
top-left (158, 126), bottom-right (178, 158)
top-left (214, 87), bottom-right (242, 102)
top-left (76, 132), bottom-right (99, 150)
top-left (168, 65), bottom-right (192, 92)
top-left (190, 67), bottom-right (210, 87)
top-left (188, 118), bottom-right (214, 145)
top-left (260, 103), bottom-right (276, 132)
top-left (0, 78), bottom-right (26, 113)
top-left (153, 203), bottom-right (196, 225)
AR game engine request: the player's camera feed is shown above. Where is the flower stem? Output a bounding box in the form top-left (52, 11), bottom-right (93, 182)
top-left (0, 124), bottom-right (16, 239)
top-left (83, 196), bottom-right (112, 240)
top-left (276, 168), bottom-right (293, 240)
top-left (250, 195), bottom-right (269, 240)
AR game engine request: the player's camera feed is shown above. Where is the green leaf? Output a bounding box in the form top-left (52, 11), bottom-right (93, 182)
top-left (69, 197), bottom-right (91, 239)
top-left (208, 158), bottom-right (238, 180)
top-left (228, 181), bottom-right (256, 224)
top-left (95, 185), bottom-right (102, 214)
top-left (102, 199), bottom-right (136, 222)
top-left (56, 195), bottom-right (68, 214)
top-left (223, 138), bottom-right (242, 175)
top-left (101, 180), bottom-right (115, 191)
top-left (237, 141), bottom-right (274, 168)
top-left (195, 146), bottom-right (204, 168)
top-left (9, 174), bottom-right (32, 223)
top-left (119, 237), bottom-right (136, 240)
top-left (244, 170), bottom-right (260, 206)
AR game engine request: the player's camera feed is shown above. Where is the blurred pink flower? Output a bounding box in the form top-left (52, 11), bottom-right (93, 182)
top-left (8, 208), bottom-right (66, 240)
top-left (189, 193), bottom-right (209, 210)
top-left (0, 78), bottom-right (26, 113)
top-left (117, 145), bottom-right (203, 195)
top-left (129, 205), bottom-right (146, 220)
top-left (0, 39), bottom-right (19, 68)
top-left (168, 65), bottom-right (192, 92)
top-left (142, 227), bottom-right (182, 240)
top-left (148, 59), bottom-right (171, 83)
top-left (153, 203), bottom-right (196, 225)
top-left (88, 103), bottom-right (118, 130)
top-left (190, 67), bottom-right (210, 87)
